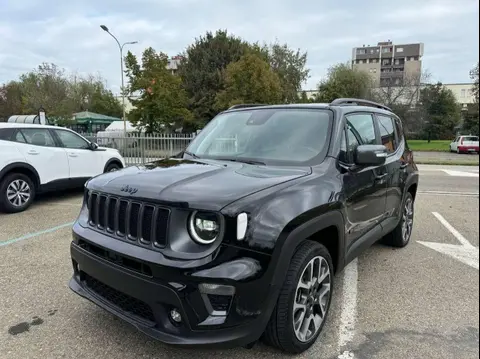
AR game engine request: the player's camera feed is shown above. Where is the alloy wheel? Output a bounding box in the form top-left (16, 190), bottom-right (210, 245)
top-left (401, 197), bottom-right (414, 243)
top-left (6, 179), bottom-right (31, 208)
top-left (293, 256), bottom-right (331, 343)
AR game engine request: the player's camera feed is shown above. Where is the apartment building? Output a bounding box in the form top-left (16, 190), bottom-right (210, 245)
top-left (298, 83), bottom-right (476, 107)
top-left (352, 41), bottom-right (424, 87)
top-left (443, 83), bottom-right (477, 106)
top-left (167, 56), bottom-right (183, 75)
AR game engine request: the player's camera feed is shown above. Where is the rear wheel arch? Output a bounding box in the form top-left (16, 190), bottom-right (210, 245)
top-left (407, 182), bottom-right (418, 200)
top-left (0, 162), bottom-right (40, 190)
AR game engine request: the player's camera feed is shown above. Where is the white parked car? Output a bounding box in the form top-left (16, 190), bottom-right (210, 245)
top-left (0, 123), bottom-right (126, 213)
top-left (449, 135), bottom-right (480, 154)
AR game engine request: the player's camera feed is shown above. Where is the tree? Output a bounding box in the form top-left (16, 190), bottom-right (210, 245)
top-left (470, 62), bottom-right (479, 104)
top-left (463, 62), bottom-right (479, 135)
top-left (263, 41), bottom-right (310, 103)
top-left (419, 82), bottom-right (461, 140)
top-left (0, 63), bottom-right (122, 122)
top-left (177, 30), bottom-right (253, 124)
top-left (215, 53), bottom-right (283, 109)
top-left (19, 63), bottom-right (72, 118)
top-left (0, 81), bottom-right (23, 121)
top-left (314, 63), bottom-right (375, 103)
top-left (67, 73), bottom-right (122, 118)
top-left (372, 70), bottom-right (430, 134)
top-left (124, 47), bottom-right (191, 133)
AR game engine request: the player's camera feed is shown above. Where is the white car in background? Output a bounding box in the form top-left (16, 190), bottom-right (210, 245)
top-left (450, 135), bottom-right (480, 154)
top-left (0, 123), bottom-right (125, 213)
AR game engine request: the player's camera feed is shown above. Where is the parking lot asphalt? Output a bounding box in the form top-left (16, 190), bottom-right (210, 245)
top-left (0, 165), bottom-right (478, 359)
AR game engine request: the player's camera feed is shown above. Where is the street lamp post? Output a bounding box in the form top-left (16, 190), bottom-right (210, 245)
top-left (100, 25), bottom-right (137, 137)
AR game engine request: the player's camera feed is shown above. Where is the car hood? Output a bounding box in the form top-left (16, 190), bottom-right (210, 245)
top-left (86, 158), bottom-right (311, 211)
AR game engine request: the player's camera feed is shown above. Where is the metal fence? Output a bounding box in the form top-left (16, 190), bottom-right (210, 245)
top-left (82, 133), bottom-right (196, 166)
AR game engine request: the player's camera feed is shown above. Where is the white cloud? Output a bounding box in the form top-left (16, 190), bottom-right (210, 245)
top-left (0, 0), bottom-right (478, 97)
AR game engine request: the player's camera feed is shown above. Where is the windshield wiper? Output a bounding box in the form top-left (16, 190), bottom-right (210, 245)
top-left (216, 158), bottom-right (266, 166)
top-left (183, 150), bottom-right (200, 159)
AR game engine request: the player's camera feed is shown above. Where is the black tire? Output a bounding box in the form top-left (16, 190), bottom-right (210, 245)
top-left (105, 163), bottom-right (121, 173)
top-left (383, 192), bottom-right (415, 248)
top-left (0, 173), bottom-right (36, 213)
top-left (263, 241), bottom-right (334, 354)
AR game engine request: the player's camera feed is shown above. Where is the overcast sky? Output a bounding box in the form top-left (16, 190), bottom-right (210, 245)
top-left (0, 0), bottom-right (478, 94)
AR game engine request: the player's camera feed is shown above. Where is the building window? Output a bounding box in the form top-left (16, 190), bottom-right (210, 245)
top-left (461, 89), bottom-right (466, 98)
top-left (396, 47), bottom-right (404, 53)
top-left (357, 49), bottom-right (366, 55)
top-left (382, 47), bottom-right (392, 53)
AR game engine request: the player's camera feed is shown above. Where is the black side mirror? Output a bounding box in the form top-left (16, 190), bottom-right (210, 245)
top-left (354, 145), bottom-right (388, 166)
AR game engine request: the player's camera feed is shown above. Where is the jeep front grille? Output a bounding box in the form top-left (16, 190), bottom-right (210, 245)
top-left (87, 191), bottom-right (170, 248)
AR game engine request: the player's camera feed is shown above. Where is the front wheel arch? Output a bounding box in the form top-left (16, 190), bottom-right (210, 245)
top-left (103, 158), bottom-right (124, 173)
top-left (269, 210), bottom-right (346, 290)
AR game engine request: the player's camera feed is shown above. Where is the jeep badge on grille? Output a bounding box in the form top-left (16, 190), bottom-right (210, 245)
top-left (120, 185), bottom-right (138, 195)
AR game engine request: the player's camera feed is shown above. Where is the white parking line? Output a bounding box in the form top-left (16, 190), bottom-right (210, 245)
top-left (418, 191), bottom-right (479, 197)
top-left (337, 258), bottom-right (358, 358)
top-left (432, 212), bottom-right (474, 248)
top-left (418, 213), bottom-right (479, 271)
top-left (442, 169), bottom-right (479, 178)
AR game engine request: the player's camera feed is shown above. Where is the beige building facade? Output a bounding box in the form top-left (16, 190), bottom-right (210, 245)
top-left (352, 41), bottom-right (424, 87)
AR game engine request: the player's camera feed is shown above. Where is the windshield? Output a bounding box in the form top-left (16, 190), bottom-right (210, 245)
top-left (185, 108), bottom-right (333, 166)
top-left (463, 136), bottom-right (479, 141)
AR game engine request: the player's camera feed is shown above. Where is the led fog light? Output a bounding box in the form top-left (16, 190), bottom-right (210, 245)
top-left (169, 308), bottom-right (182, 323)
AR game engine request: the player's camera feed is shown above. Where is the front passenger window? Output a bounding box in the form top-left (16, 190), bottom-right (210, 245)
top-left (339, 125), bottom-right (362, 164)
top-left (346, 113), bottom-right (377, 146)
top-left (377, 115), bottom-right (397, 153)
top-left (55, 130), bottom-right (90, 150)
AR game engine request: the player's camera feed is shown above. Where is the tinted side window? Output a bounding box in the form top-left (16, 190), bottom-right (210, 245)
top-left (54, 130), bottom-right (90, 149)
top-left (339, 126), bottom-right (362, 164)
top-left (19, 129), bottom-right (56, 147)
top-left (346, 113), bottom-right (377, 145)
top-left (14, 131), bottom-right (27, 143)
top-left (0, 128), bottom-right (14, 140)
top-left (377, 115), bottom-right (397, 153)
top-left (394, 118), bottom-right (404, 143)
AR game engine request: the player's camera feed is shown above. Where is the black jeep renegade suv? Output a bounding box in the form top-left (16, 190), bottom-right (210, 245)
top-left (69, 98), bottom-right (419, 354)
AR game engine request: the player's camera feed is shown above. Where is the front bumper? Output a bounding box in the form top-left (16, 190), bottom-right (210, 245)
top-left (69, 224), bottom-right (278, 348)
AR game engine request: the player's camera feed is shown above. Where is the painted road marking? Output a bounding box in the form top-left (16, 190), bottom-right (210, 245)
top-left (337, 258), bottom-right (358, 358)
top-left (442, 169), bottom-right (479, 178)
top-left (418, 190), bottom-right (479, 197)
top-left (0, 222), bottom-right (74, 247)
top-left (417, 212), bottom-right (479, 271)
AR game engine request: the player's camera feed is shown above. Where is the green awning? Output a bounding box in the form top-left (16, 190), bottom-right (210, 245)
top-left (72, 111), bottom-right (122, 124)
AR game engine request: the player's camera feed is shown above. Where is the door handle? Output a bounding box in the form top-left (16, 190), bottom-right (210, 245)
top-left (68, 153), bottom-right (79, 157)
top-left (400, 163), bottom-right (408, 169)
top-left (27, 150), bottom-right (39, 155)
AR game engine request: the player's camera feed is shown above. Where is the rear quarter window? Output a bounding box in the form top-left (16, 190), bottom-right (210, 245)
top-left (0, 128), bottom-right (14, 140)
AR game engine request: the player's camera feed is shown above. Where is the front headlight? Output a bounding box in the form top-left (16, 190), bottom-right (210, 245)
top-left (188, 211), bottom-right (221, 244)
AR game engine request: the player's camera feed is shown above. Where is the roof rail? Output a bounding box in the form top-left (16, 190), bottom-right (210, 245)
top-left (330, 98), bottom-right (392, 112)
top-left (228, 104), bottom-right (268, 110)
